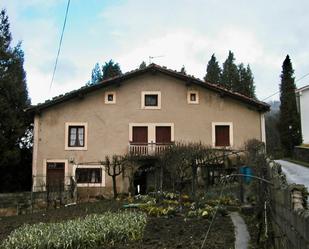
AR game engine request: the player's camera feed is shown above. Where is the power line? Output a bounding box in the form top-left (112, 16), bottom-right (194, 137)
top-left (262, 72), bottom-right (309, 101)
top-left (49, 0), bottom-right (71, 91)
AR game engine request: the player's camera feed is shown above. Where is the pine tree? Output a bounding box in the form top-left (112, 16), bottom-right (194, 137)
top-left (0, 9), bottom-right (31, 192)
top-left (243, 65), bottom-right (256, 98)
top-left (89, 63), bottom-right (103, 85)
top-left (279, 55), bottom-right (302, 156)
top-left (102, 60), bottom-right (122, 80)
top-left (221, 51), bottom-right (239, 90)
top-left (237, 63), bottom-right (256, 98)
top-left (180, 65), bottom-right (186, 75)
top-left (139, 61), bottom-right (147, 69)
top-left (204, 54), bottom-right (221, 84)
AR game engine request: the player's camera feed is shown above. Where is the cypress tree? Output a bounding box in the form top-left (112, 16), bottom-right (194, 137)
top-left (88, 62), bottom-right (102, 85)
top-left (204, 54), bottom-right (221, 84)
top-left (102, 60), bottom-right (122, 80)
top-left (221, 51), bottom-right (239, 90)
top-left (139, 61), bottom-right (147, 69)
top-left (243, 65), bottom-right (256, 98)
top-left (237, 63), bottom-right (256, 98)
top-left (0, 9), bottom-right (31, 191)
top-left (279, 55), bottom-right (302, 156)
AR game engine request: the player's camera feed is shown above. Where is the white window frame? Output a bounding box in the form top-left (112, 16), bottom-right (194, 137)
top-left (212, 122), bottom-right (233, 148)
top-left (65, 122), bottom-right (88, 151)
top-left (129, 123), bottom-right (174, 143)
top-left (141, 91), bottom-right (161, 109)
top-left (187, 90), bottom-right (199, 104)
top-left (105, 91), bottom-right (116, 104)
top-left (73, 164), bottom-right (105, 187)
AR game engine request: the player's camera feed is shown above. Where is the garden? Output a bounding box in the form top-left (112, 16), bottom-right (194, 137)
top-left (0, 140), bottom-right (269, 249)
top-left (0, 191), bottom-right (236, 249)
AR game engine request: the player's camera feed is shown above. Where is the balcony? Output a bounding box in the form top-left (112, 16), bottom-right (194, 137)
top-left (128, 142), bottom-right (173, 156)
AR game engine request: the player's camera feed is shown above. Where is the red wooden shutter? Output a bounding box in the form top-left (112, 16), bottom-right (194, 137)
top-left (132, 127), bottom-right (148, 144)
top-left (215, 125), bottom-right (230, 146)
top-left (156, 126), bottom-right (171, 143)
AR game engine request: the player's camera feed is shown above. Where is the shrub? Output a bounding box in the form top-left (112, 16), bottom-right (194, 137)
top-left (1, 211), bottom-right (147, 249)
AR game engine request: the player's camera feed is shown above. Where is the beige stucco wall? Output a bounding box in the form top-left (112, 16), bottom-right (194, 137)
top-left (33, 72), bottom-right (264, 194)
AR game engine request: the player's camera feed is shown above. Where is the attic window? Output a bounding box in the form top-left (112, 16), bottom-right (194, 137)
top-left (105, 91), bottom-right (116, 104)
top-left (145, 95), bottom-right (158, 106)
top-left (187, 90), bottom-right (199, 104)
top-left (141, 91), bottom-right (161, 109)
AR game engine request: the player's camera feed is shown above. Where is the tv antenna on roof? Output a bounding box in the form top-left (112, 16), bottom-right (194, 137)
top-left (149, 55), bottom-right (164, 64)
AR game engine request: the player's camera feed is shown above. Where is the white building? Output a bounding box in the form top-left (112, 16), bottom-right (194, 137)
top-left (296, 85), bottom-right (309, 144)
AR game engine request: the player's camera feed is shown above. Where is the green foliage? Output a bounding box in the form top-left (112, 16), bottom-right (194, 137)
top-left (279, 55), bottom-right (302, 156)
top-left (205, 51), bottom-right (256, 97)
top-left (221, 51), bottom-right (239, 90)
top-left (237, 63), bottom-right (256, 98)
top-left (87, 60), bottom-right (122, 85)
top-left (265, 101), bottom-right (283, 158)
top-left (204, 54), bottom-right (221, 84)
top-left (102, 59), bottom-right (122, 80)
top-left (1, 211), bottom-right (147, 249)
top-left (87, 62), bottom-right (102, 85)
top-left (0, 9), bottom-right (31, 192)
top-left (139, 61), bottom-right (147, 69)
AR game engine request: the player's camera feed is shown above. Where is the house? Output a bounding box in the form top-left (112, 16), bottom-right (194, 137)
top-left (296, 85), bottom-right (309, 144)
top-left (27, 64), bottom-right (269, 197)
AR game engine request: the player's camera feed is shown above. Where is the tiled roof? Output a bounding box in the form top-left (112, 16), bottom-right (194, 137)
top-left (26, 63), bottom-right (270, 112)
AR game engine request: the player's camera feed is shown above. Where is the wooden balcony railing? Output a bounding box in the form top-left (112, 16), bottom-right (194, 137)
top-left (128, 142), bottom-right (173, 156)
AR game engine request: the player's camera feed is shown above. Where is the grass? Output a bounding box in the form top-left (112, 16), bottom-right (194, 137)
top-left (1, 211), bottom-right (147, 249)
top-left (283, 158), bottom-right (309, 168)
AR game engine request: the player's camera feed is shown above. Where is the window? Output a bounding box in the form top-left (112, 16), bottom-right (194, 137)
top-left (69, 126), bottom-right (84, 147)
top-left (74, 165), bottom-right (105, 187)
top-left (65, 122), bottom-right (88, 150)
top-left (215, 126), bottom-right (230, 146)
top-left (190, 93), bottom-right (196, 102)
top-left (105, 91), bottom-right (116, 104)
top-left (212, 122), bottom-right (233, 147)
top-left (145, 95), bottom-right (158, 106)
top-left (187, 90), bottom-right (199, 104)
top-left (141, 91), bottom-right (161, 109)
top-left (76, 168), bottom-right (102, 183)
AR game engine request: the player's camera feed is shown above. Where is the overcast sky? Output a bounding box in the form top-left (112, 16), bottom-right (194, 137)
top-left (2, 0), bottom-right (309, 104)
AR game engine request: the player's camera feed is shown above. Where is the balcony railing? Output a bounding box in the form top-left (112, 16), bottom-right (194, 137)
top-left (128, 142), bottom-right (173, 156)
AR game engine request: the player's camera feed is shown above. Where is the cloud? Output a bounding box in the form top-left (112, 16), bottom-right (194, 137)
top-left (3, 0), bottom-right (309, 104)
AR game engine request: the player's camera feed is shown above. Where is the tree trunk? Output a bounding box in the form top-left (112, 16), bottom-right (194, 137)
top-left (112, 176), bottom-right (117, 199)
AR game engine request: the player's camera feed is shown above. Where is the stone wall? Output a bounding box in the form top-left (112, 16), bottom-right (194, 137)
top-left (294, 146), bottom-right (309, 163)
top-left (0, 191), bottom-right (75, 217)
top-left (268, 161), bottom-right (309, 249)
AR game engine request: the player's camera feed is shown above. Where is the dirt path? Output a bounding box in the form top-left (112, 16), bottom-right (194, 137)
top-left (230, 212), bottom-right (250, 249)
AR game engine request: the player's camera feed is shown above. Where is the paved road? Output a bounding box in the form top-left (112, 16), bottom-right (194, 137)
top-left (275, 160), bottom-right (309, 190)
top-left (230, 212), bottom-right (250, 249)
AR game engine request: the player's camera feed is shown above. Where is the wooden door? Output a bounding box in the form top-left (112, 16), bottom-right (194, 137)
top-left (156, 126), bottom-right (171, 144)
top-left (215, 125), bottom-right (230, 146)
top-left (132, 127), bottom-right (148, 144)
top-left (46, 162), bottom-right (65, 191)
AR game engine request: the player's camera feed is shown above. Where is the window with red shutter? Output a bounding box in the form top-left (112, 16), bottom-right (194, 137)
top-left (215, 125), bottom-right (230, 146)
